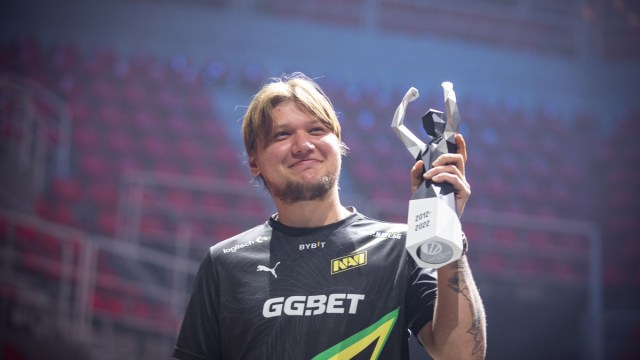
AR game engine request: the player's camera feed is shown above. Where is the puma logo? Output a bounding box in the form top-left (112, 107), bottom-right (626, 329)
top-left (257, 262), bottom-right (281, 278)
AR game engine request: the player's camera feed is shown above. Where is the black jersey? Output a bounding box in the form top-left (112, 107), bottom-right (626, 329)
top-left (174, 209), bottom-right (437, 360)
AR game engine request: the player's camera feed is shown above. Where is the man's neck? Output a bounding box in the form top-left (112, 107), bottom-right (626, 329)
top-left (273, 194), bottom-right (351, 228)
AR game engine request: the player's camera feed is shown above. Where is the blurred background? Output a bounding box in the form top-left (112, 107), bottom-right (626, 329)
top-left (0, 0), bottom-right (639, 359)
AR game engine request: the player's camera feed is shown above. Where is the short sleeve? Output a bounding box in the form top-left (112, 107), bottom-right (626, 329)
top-left (405, 257), bottom-right (438, 337)
top-left (173, 252), bottom-right (221, 360)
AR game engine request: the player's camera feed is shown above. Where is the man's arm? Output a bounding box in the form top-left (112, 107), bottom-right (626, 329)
top-left (418, 256), bottom-right (486, 360)
top-left (410, 134), bottom-right (486, 359)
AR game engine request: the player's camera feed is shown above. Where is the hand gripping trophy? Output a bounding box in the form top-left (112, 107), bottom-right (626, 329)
top-left (391, 82), bottom-right (464, 268)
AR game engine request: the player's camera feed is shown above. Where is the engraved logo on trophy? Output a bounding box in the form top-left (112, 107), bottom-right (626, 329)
top-left (419, 241), bottom-right (454, 264)
top-left (422, 242), bottom-right (443, 256)
top-left (391, 82), bottom-right (464, 268)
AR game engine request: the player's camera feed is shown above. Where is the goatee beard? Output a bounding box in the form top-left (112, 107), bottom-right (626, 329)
top-left (270, 173), bottom-right (338, 204)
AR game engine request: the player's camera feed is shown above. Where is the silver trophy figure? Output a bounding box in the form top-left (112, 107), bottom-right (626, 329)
top-left (391, 82), bottom-right (463, 268)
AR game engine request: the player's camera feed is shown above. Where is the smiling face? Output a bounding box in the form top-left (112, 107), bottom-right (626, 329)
top-left (249, 101), bottom-right (343, 204)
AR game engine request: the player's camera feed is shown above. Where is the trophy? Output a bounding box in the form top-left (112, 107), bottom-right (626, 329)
top-left (391, 82), bottom-right (463, 268)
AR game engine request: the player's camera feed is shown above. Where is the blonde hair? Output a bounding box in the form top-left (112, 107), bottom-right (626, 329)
top-left (242, 73), bottom-right (344, 160)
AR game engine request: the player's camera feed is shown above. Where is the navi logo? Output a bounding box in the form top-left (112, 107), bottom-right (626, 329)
top-left (331, 251), bottom-right (367, 274)
top-left (312, 308), bottom-right (399, 360)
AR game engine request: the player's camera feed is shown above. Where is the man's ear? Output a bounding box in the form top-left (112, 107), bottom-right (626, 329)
top-left (249, 155), bottom-right (260, 176)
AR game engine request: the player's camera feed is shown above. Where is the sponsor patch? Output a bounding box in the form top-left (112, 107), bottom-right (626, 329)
top-left (331, 251), bottom-right (367, 274)
top-left (262, 294), bottom-right (365, 318)
top-left (299, 241), bottom-right (326, 251)
top-left (355, 230), bottom-right (402, 239)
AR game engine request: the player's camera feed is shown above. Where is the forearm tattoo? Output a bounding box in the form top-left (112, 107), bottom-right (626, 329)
top-left (447, 262), bottom-right (486, 357)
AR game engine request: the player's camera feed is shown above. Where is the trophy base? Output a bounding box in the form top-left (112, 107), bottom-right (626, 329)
top-left (406, 197), bottom-right (463, 268)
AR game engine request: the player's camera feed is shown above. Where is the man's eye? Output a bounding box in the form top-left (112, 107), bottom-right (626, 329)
top-left (309, 127), bottom-right (326, 134)
top-left (273, 131), bottom-right (290, 140)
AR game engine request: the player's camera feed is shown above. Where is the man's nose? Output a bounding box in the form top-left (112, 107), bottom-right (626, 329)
top-left (291, 132), bottom-right (314, 154)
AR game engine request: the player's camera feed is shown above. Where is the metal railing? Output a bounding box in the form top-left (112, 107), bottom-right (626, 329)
top-left (0, 207), bottom-right (199, 345)
top-left (0, 73), bottom-right (72, 188)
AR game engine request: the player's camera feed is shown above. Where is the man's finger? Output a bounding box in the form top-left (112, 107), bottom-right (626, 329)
top-left (411, 160), bottom-right (425, 192)
top-left (431, 154), bottom-right (465, 177)
top-left (456, 133), bottom-right (467, 163)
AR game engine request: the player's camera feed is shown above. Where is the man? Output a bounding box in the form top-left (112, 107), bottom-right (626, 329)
top-left (173, 73), bottom-right (486, 359)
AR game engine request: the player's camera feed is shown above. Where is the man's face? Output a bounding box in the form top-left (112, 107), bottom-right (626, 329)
top-left (249, 101), bottom-right (342, 204)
